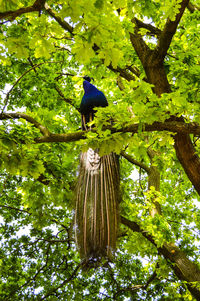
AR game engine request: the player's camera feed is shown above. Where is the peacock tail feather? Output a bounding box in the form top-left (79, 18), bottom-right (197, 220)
top-left (75, 148), bottom-right (120, 260)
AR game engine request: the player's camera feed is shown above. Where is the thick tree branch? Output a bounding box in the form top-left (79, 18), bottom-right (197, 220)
top-left (108, 64), bottom-right (137, 81)
top-left (129, 19), bottom-right (152, 67)
top-left (146, 145), bottom-right (162, 216)
top-left (0, 112), bottom-right (50, 136)
top-left (157, 0), bottom-right (189, 59)
top-left (32, 117), bottom-right (200, 196)
top-left (121, 216), bottom-right (200, 299)
top-left (130, 31), bottom-right (152, 66)
top-left (1, 113), bottom-right (200, 145)
top-left (35, 131), bottom-right (84, 143)
top-left (35, 121), bottom-right (200, 143)
top-left (1, 113), bottom-right (200, 143)
top-left (174, 132), bottom-right (200, 196)
top-left (0, 0), bottom-right (46, 21)
top-left (133, 11), bottom-right (200, 198)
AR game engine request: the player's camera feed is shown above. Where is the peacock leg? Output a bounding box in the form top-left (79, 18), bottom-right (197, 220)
top-left (89, 112), bottom-right (93, 130)
top-left (82, 115), bottom-right (87, 130)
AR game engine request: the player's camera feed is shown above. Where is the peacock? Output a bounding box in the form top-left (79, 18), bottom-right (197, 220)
top-left (75, 77), bottom-right (120, 261)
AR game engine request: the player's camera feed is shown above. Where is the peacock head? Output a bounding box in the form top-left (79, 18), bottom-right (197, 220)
top-left (83, 76), bottom-right (93, 82)
top-left (83, 77), bottom-right (97, 94)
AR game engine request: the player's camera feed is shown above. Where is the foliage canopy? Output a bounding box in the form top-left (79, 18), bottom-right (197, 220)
top-left (0, 0), bottom-right (200, 300)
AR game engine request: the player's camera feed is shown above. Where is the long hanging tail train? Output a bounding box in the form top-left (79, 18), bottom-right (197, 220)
top-left (75, 149), bottom-right (120, 259)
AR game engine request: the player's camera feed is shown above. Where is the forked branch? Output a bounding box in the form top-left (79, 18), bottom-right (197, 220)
top-left (157, 0), bottom-right (189, 59)
top-left (0, 0), bottom-right (46, 20)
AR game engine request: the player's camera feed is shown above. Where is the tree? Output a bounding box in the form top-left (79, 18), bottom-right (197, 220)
top-left (0, 0), bottom-right (200, 299)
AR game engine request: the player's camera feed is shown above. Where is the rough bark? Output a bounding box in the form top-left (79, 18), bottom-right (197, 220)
top-left (144, 57), bottom-right (200, 196)
top-left (174, 133), bottom-right (200, 195)
top-left (130, 0), bottom-right (200, 196)
top-left (2, 113), bottom-right (200, 144)
top-left (128, 2), bottom-right (200, 297)
top-left (121, 216), bottom-right (200, 299)
top-left (147, 147), bottom-right (162, 216)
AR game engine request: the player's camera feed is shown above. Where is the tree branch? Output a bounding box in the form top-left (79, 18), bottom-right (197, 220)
top-left (54, 84), bottom-right (79, 110)
top-left (130, 18), bottom-right (152, 66)
top-left (143, 264), bottom-right (159, 289)
top-left (0, 205), bottom-right (30, 214)
top-left (108, 64), bottom-right (137, 81)
top-left (134, 18), bottom-right (162, 37)
top-left (1, 113), bottom-right (200, 145)
top-left (187, 2), bottom-right (200, 12)
top-left (113, 263), bottom-right (159, 298)
top-left (157, 0), bottom-right (189, 60)
top-left (121, 151), bottom-right (150, 174)
top-left (40, 263), bottom-right (81, 300)
top-left (121, 216), bottom-right (200, 299)
top-left (20, 243), bottom-right (51, 291)
top-left (44, 4), bottom-right (137, 82)
top-left (34, 121), bottom-right (200, 143)
top-left (1, 61), bottom-right (64, 113)
top-left (0, 0), bottom-right (46, 21)
top-left (0, 112), bottom-right (50, 136)
top-left (146, 144), bottom-right (162, 216)
top-left (44, 3), bottom-right (74, 36)
top-left (126, 65), bottom-right (142, 79)
top-left (113, 284), bottom-right (143, 298)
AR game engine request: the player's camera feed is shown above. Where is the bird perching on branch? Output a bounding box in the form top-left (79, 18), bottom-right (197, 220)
top-left (75, 77), bottom-right (120, 262)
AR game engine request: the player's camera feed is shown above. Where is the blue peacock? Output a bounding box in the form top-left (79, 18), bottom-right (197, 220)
top-left (75, 77), bottom-right (120, 261)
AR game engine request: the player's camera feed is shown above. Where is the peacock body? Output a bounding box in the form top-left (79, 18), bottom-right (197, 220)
top-left (75, 78), bottom-right (120, 260)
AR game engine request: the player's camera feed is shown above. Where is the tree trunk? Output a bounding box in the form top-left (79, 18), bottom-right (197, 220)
top-left (144, 59), bottom-right (200, 196)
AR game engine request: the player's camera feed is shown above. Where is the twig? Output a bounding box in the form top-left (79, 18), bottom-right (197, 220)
top-left (143, 263), bottom-right (159, 289)
top-left (0, 205), bottom-right (30, 214)
top-left (113, 284), bottom-right (144, 298)
top-left (54, 84), bottom-right (78, 109)
top-left (40, 263), bottom-right (81, 300)
top-left (1, 61), bottom-right (64, 113)
top-left (19, 243), bottom-right (51, 291)
top-left (187, 2), bottom-right (200, 12)
top-left (121, 151), bottom-right (150, 173)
